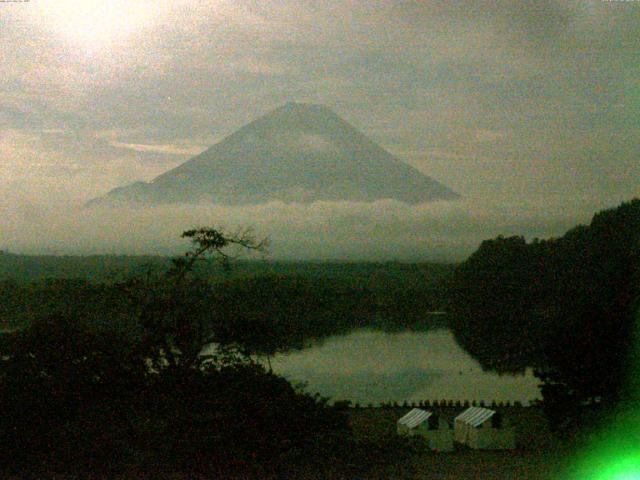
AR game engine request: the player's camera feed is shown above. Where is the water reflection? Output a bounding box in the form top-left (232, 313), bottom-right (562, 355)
top-left (271, 329), bottom-right (541, 405)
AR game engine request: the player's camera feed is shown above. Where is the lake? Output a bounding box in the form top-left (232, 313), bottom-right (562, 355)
top-left (270, 328), bottom-right (541, 406)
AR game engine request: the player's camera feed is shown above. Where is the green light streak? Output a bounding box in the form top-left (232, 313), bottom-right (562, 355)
top-left (591, 452), bottom-right (640, 479)
top-left (563, 311), bottom-right (640, 480)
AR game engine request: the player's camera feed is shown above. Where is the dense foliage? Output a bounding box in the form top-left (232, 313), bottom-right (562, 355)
top-left (448, 235), bottom-right (555, 371)
top-left (0, 228), bottom-right (425, 477)
top-left (449, 199), bottom-right (640, 429)
top-left (0, 315), bottom-right (358, 477)
top-left (0, 261), bottom-right (452, 353)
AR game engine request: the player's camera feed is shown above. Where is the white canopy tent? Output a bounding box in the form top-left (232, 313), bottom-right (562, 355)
top-left (396, 408), bottom-right (453, 452)
top-left (454, 407), bottom-right (515, 450)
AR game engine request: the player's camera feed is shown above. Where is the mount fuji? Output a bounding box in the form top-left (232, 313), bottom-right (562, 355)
top-left (87, 103), bottom-right (458, 207)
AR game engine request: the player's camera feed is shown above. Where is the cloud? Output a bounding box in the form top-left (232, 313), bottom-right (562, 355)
top-left (110, 141), bottom-right (206, 156)
top-left (0, 127), bottom-right (189, 206)
top-left (1, 0), bottom-right (638, 257)
top-left (1, 191), bottom-right (613, 261)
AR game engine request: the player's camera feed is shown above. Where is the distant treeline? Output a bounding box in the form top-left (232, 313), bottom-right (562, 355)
top-left (0, 253), bottom-right (453, 285)
top-left (0, 252), bottom-right (170, 282)
top-left (0, 260), bottom-right (455, 353)
top-left (448, 199), bottom-right (640, 424)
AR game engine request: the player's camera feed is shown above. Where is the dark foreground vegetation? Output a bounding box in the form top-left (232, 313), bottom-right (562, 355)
top-left (449, 199), bottom-right (640, 434)
top-left (0, 229), bottom-right (428, 478)
top-left (1, 200), bottom-right (637, 477)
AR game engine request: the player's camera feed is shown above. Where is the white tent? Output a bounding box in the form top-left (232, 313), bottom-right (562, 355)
top-left (398, 408), bottom-right (432, 431)
top-left (397, 408), bottom-right (453, 452)
top-left (454, 407), bottom-right (515, 450)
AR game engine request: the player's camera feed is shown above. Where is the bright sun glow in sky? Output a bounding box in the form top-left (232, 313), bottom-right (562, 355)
top-left (36, 0), bottom-right (159, 51)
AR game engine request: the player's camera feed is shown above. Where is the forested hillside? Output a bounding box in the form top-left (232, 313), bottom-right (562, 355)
top-left (449, 199), bottom-right (640, 418)
top-left (0, 257), bottom-right (454, 347)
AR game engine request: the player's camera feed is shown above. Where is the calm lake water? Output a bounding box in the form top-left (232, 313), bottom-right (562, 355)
top-left (270, 329), bottom-right (541, 406)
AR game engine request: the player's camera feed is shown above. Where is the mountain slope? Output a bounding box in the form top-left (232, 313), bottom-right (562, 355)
top-left (88, 103), bottom-right (459, 206)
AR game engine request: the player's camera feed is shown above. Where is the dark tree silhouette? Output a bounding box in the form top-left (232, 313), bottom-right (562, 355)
top-left (448, 199), bottom-right (640, 433)
top-left (0, 228), bottom-right (382, 478)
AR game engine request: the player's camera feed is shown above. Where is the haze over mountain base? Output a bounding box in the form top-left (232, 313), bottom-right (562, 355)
top-left (1, 191), bottom-right (614, 262)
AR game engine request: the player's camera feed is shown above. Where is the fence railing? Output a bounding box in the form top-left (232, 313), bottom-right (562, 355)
top-left (347, 399), bottom-right (527, 409)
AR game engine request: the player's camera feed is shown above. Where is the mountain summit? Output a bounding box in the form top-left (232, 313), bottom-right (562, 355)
top-left (88, 103), bottom-right (459, 206)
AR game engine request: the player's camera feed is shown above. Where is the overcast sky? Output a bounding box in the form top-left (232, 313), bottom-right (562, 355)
top-left (1, 1), bottom-right (638, 258)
